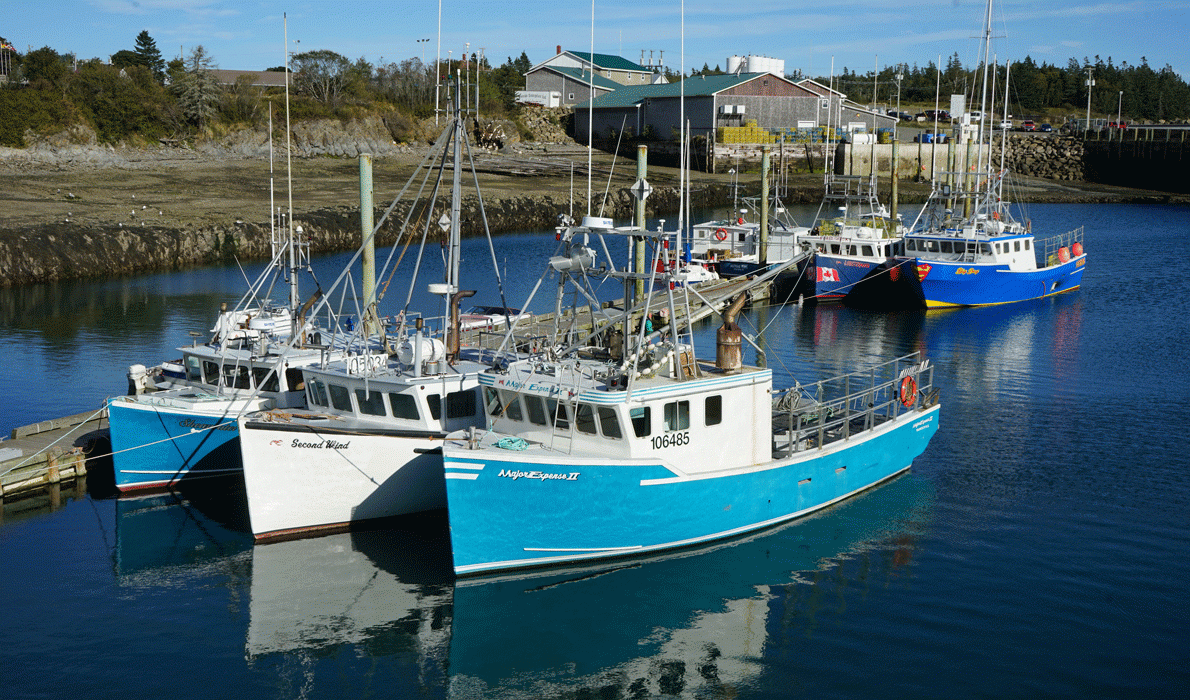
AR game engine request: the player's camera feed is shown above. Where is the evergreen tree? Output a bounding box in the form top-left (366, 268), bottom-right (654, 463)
top-left (134, 30), bottom-right (165, 83)
top-left (173, 45), bottom-right (219, 130)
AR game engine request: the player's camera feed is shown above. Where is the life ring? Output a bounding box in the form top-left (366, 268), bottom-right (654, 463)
top-left (1057, 246), bottom-right (1070, 263)
top-left (1071, 242), bottom-right (1084, 257)
top-left (715, 227), bottom-right (728, 241)
top-left (991, 211), bottom-right (1000, 220)
top-left (899, 376), bottom-right (917, 408)
top-left (737, 217), bottom-right (745, 225)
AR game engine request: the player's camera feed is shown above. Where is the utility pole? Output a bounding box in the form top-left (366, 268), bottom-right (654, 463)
top-left (1084, 66), bottom-right (1095, 132)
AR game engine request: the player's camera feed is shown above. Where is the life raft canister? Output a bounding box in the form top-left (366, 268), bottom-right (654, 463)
top-left (715, 228), bottom-right (728, 241)
top-left (899, 376), bottom-right (917, 408)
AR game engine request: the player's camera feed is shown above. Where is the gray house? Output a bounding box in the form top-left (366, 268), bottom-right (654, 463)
top-left (525, 49), bottom-right (655, 106)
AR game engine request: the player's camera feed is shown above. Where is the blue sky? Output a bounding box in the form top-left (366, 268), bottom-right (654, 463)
top-left (4, 0), bottom-right (1186, 81)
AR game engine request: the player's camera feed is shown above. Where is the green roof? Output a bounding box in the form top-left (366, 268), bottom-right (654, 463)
top-left (546, 66), bottom-right (623, 91)
top-left (576, 73), bottom-right (771, 109)
top-left (566, 51), bottom-right (649, 73)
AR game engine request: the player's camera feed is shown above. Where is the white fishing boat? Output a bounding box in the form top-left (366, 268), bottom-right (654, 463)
top-left (441, 216), bottom-right (941, 576)
top-left (237, 90), bottom-right (523, 542)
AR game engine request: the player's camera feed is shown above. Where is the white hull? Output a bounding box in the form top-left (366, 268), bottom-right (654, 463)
top-left (238, 419), bottom-right (447, 541)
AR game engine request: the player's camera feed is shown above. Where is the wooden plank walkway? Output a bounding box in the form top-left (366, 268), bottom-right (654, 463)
top-left (1, 408), bottom-right (108, 501)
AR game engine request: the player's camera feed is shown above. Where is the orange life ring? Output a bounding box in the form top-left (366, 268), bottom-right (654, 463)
top-left (899, 376), bottom-right (917, 408)
top-left (715, 227), bottom-right (728, 241)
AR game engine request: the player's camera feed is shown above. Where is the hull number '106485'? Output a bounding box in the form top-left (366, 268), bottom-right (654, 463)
top-left (652, 431), bottom-right (689, 449)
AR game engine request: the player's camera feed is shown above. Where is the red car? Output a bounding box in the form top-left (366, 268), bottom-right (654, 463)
top-left (1020, 120), bottom-right (1036, 132)
top-left (1108, 121), bottom-right (1128, 129)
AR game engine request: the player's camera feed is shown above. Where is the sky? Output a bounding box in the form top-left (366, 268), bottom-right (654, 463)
top-left (3, 0), bottom-right (1187, 83)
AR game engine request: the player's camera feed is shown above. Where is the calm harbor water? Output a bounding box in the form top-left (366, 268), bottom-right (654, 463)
top-left (2, 202), bottom-right (1189, 699)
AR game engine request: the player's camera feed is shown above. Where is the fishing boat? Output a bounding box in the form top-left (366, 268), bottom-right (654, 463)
top-left (106, 216), bottom-right (353, 492)
top-left (440, 216), bottom-right (941, 576)
top-left (236, 91), bottom-right (521, 542)
top-left (799, 172), bottom-right (920, 309)
top-left (902, 0), bottom-right (1086, 308)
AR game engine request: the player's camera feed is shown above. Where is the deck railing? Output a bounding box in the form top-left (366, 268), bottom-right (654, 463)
top-left (771, 351), bottom-right (936, 457)
top-left (1041, 226), bottom-right (1086, 265)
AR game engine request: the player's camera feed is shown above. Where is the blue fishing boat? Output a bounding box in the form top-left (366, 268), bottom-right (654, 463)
top-left (902, 0), bottom-right (1086, 308)
top-left (904, 173), bottom-right (1085, 307)
top-left (441, 218), bottom-right (941, 576)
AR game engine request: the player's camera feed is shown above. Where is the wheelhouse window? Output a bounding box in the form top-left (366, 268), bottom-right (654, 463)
top-left (427, 394), bottom-right (440, 420)
top-left (203, 361), bottom-right (219, 385)
top-left (484, 387), bottom-right (503, 416)
top-left (598, 407), bottom-right (622, 439)
top-left (389, 392), bottom-right (419, 420)
top-left (502, 392), bottom-right (524, 421)
top-left (861, 245), bottom-right (874, 257)
top-left (1014, 240), bottom-right (1021, 252)
top-left (705, 396), bottom-right (722, 426)
top-left (286, 368), bottom-right (304, 392)
top-left (186, 356), bottom-right (202, 382)
top-left (525, 395), bottom-right (548, 425)
top-left (446, 390), bottom-right (477, 419)
top-left (575, 404), bottom-right (598, 435)
top-left (940, 241), bottom-right (954, 254)
top-left (253, 367), bottom-right (280, 393)
top-left (224, 364), bottom-right (251, 389)
top-left (663, 400), bottom-right (690, 431)
top-left (328, 384), bottom-right (352, 411)
top-left (546, 399), bottom-right (570, 430)
top-left (308, 378), bottom-right (329, 408)
top-left (355, 388), bottom-right (386, 416)
top-left (630, 406), bottom-right (651, 437)
top-left (1024, 240), bottom-right (1030, 250)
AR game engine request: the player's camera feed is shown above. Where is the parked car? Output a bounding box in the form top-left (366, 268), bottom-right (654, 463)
top-left (1020, 120), bottom-right (1036, 132)
top-left (968, 111), bottom-right (983, 121)
top-left (1108, 121), bottom-right (1128, 129)
top-left (923, 109), bottom-right (952, 122)
top-left (997, 119), bottom-right (1014, 130)
top-left (1038, 123), bottom-right (1053, 132)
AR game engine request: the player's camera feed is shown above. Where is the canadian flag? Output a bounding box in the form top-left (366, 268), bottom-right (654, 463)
top-left (817, 267), bottom-right (840, 283)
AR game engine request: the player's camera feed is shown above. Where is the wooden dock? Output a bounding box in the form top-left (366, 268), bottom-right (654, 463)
top-left (0, 408), bottom-right (108, 502)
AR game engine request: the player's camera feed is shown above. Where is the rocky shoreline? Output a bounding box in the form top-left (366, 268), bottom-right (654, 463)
top-left (1, 119), bottom-right (1184, 287)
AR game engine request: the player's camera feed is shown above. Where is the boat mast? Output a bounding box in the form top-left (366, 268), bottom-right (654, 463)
top-left (284, 14), bottom-right (299, 327)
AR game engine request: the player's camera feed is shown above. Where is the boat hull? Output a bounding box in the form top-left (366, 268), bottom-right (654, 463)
top-left (107, 397), bottom-right (247, 492)
top-left (443, 404), bottom-right (940, 575)
top-left (238, 419), bottom-right (448, 542)
top-left (917, 255), bottom-right (1085, 308)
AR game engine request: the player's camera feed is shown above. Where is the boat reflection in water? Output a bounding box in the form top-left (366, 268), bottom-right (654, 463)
top-left (244, 517), bottom-right (454, 662)
top-left (114, 482), bottom-right (254, 585)
top-left (116, 469), bottom-right (932, 697)
top-left (447, 473), bottom-right (932, 698)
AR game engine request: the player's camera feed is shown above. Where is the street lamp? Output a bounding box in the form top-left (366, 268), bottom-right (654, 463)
top-left (417, 38), bottom-right (429, 64)
top-left (894, 67), bottom-right (905, 136)
top-left (1117, 90), bottom-right (1123, 126)
top-left (1084, 67), bottom-right (1095, 131)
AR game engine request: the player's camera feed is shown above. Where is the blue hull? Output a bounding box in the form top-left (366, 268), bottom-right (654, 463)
top-left (917, 255), bottom-right (1085, 308)
top-left (443, 406), bottom-right (940, 575)
top-left (107, 399), bottom-right (244, 493)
